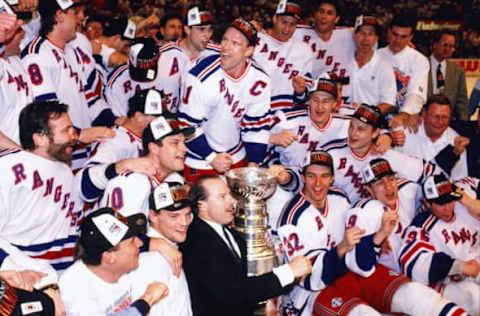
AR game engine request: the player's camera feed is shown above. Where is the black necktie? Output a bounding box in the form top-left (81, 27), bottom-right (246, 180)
top-left (222, 226), bottom-right (240, 260)
top-left (437, 64), bottom-right (445, 90)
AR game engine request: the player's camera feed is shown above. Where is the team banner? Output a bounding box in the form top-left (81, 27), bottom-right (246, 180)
top-left (416, 20), bottom-right (463, 31)
top-left (450, 59), bottom-right (480, 76)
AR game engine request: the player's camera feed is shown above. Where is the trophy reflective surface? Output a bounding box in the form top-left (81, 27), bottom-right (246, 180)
top-left (225, 167), bottom-right (278, 276)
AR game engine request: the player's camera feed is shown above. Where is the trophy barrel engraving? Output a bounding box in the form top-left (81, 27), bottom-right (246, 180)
top-left (226, 167), bottom-right (278, 276)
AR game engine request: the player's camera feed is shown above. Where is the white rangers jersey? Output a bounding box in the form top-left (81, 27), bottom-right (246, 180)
top-left (398, 203), bottom-right (480, 286)
top-left (21, 36), bottom-right (92, 129)
top-left (275, 188), bottom-right (351, 315)
top-left (254, 32), bottom-right (314, 111)
top-left (77, 125), bottom-right (143, 203)
top-left (60, 260), bottom-right (135, 315)
top-left (397, 123), bottom-right (468, 181)
top-left (324, 141), bottom-right (441, 203)
top-left (98, 171), bottom-right (184, 217)
top-left (377, 46), bottom-right (429, 114)
top-left (0, 56), bottom-right (33, 144)
top-left (266, 108), bottom-right (350, 167)
top-left (344, 179), bottom-right (420, 275)
top-left (343, 50), bottom-right (396, 107)
top-left (21, 36), bottom-right (95, 169)
top-left (67, 33), bottom-right (115, 126)
top-left (292, 26), bottom-right (355, 79)
top-left (104, 43), bottom-right (186, 115)
top-left (455, 177), bottom-right (480, 200)
top-left (178, 55), bottom-right (272, 169)
top-left (0, 149), bottom-right (82, 275)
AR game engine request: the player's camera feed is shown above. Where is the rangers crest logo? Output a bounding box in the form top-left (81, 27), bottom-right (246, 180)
top-left (331, 297), bottom-right (343, 308)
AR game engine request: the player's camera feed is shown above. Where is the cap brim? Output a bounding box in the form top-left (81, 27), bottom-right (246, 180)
top-left (162, 126), bottom-right (195, 140)
top-left (162, 199), bottom-right (192, 212)
top-left (429, 191), bottom-right (462, 205)
top-left (367, 170), bottom-right (395, 184)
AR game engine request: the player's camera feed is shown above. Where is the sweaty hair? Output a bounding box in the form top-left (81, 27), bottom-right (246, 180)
top-left (389, 12), bottom-right (417, 34)
top-left (188, 174), bottom-right (219, 214)
top-left (423, 94), bottom-right (451, 112)
top-left (19, 100), bottom-right (69, 150)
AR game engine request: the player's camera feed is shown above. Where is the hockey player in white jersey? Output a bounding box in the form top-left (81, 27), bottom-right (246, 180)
top-left (343, 15), bottom-right (396, 115)
top-left (104, 36), bottom-right (183, 114)
top-left (0, 101), bottom-right (84, 314)
top-left (98, 115), bottom-right (194, 216)
top-left (324, 103), bottom-right (445, 203)
top-left (178, 18), bottom-right (271, 182)
top-left (0, 15), bottom-right (32, 148)
top-left (399, 174), bottom-right (480, 314)
top-left (276, 151), bottom-right (467, 316)
top-left (78, 88), bottom-right (165, 205)
top-left (21, 0), bottom-right (116, 170)
top-left (345, 158), bottom-right (421, 274)
top-left (292, 0), bottom-right (355, 80)
top-left (254, 0), bottom-right (314, 112)
top-left (399, 175), bottom-right (480, 315)
top-left (378, 13), bottom-right (429, 129)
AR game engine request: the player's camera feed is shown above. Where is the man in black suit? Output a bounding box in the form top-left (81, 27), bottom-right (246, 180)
top-left (180, 175), bottom-right (312, 316)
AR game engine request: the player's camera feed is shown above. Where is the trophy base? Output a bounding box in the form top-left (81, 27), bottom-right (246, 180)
top-left (246, 248), bottom-right (278, 276)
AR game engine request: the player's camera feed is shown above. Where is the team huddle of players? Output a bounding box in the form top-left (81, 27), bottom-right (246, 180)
top-left (0, 0), bottom-right (479, 315)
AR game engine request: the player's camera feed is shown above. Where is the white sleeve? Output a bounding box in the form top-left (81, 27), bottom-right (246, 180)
top-left (379, 61), bottom-right (397, 106)
top-left (401, 54), bottom-right (429, 114)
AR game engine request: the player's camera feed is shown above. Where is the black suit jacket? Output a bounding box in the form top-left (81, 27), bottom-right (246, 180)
top-left (179, 216), bottom-right (288, 316)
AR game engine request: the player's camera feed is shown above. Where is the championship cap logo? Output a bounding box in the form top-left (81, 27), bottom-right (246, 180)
top-left (150, 116), bottom-right (173, 140)
top-left (124, 20), bottom-right (137, 40)
top-left (144, 89), bottom-right (163, 115)
top-left (57, 0), bottom-right (74, 10)
top-left (153, 183), bottom-right (175, 210)
top-left (92, 214), bottom-right (129, 247)
top-left (0, 0), bottom-right (14, 14)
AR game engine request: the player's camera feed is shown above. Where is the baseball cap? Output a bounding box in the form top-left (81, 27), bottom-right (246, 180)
top-left (80, 207), bottom-right (147, 257)
top-left (128, 88), bottom-right (172, 117)
top-left (104, 17), bottom-right (136, 40)
top-left (302, 150), bottom-right (334, 174)
top-left (230, 18), bottom-right (258, 46)
top-left (276, 0), bottom-right (301, 20)
top-left (142, 116), bottom-right (194, 151)
top-left (150, 182), bottom-right (192, 212)
top-left (362, 158), bottom-right (395, 184)
top-left (423, 174), bottom-right (462, 205)
top-left (129, 37), bottom-right (159, 82)
top-left (308, 73), bottom-right (338, 99)
top-left (349, 104), bottom-right (385, 129)
top-left (354, 15), bottom-right (379, 34)
top-left (186, 6), bottom-right (214, 26)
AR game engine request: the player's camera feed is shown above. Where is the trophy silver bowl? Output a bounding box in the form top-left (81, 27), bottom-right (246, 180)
top-left (226, 167), bottom-right (278, 276)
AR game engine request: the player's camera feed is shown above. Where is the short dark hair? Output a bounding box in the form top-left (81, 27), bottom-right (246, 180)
top-left (432, 30), bottom-right (456, 44)
top-left (188, 175), bottom-right (219, 214)
top-left (423, 94), bottom-right (451, 112)
top-left (39, 9), bottom-right (60, 37)
top-left (313, 0), bottom-right (339, 15)
top-left (19, 100), bottom-right (69, 150)
top-left (75, 239), bottom-right (119, 266)
top-left (162, 10), bottom-right (183, 27)
top-left (390, 13), bottom-right (417, 34)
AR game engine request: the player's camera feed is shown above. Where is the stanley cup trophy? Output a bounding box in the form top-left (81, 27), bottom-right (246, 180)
top-left (225, 167), bottom-right (279, 276)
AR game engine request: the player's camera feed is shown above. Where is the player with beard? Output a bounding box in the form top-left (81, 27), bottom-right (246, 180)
top-left (0, 100), bottom-right (83, 315)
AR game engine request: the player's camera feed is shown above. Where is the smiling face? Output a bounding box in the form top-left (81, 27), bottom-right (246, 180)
top-left (150, 133), bottom-right (187, 174)
top-left (367, 174), bottom-right (398, 209)
top-left (313, 3), bottom-right (339, 35)
top-left (45, 113), bottom-right (78, 164)
top-left (308, 90), bottom-right (337, 126)
top-left (220, 27), bottom-right (253, 77)
top-left (302, 164), bottom-right (333, 208)
top-left (149, 206), bottom-right (192, 243)
top-left (422, 103), bottom-right (451, 141)
top-left (271, 14), bottom-right (297, 42)
top-left (198, 178), bottom-right (236, 225)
